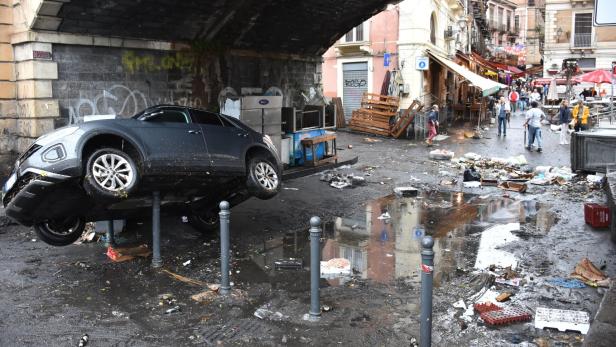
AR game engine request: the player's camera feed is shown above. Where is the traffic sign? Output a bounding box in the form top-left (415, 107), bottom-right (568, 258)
top-left (416, 56), bottom-right (429, 70)
top-left (384, 52), bottom-right (391, 67)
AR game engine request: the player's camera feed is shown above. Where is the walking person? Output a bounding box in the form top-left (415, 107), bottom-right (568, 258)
top-left (572, 100), bottom-right (590, 132)
top-left (508, 88), bottom-right (519, 113)
top-left (558, 99), bottom-right (571, 145)
top-left (496, 97), bottom-right (510, 137)
top-left (425, 105), bottom-right (439, 146)
top-left (524, 101), bottom-right (546, 152)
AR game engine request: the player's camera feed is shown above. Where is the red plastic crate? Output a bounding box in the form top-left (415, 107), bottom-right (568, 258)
top-left (480, 307), bottom-right (532, 326)
top-left (584, 203), bottom-right (610, 228)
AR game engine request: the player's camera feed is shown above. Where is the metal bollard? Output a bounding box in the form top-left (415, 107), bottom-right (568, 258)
top-left (420, 236), bottom-right (435, 347)
top-left (219, 201), bottom-right (231, 295)
top-left (308, 216), bottom-right (322, 321)
top-left (105, 220), bottom-right (116, 247)
top-left (151, 191), bottom-right (162, 268)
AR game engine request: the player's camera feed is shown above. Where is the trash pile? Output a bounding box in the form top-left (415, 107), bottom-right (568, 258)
top-left (320, 170), bottom-right (367, 189)
top-left (429, 152), bottom-right (606, 192)
top-left (570, 258), bottom-right (611, 287)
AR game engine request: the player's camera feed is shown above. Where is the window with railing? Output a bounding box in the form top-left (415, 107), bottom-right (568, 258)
top-left (514, 15), bottom-right (520, 33)
top-left (573, 13), bottom-right (592, 47)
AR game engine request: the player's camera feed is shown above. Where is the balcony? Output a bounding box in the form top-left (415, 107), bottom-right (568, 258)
top-left (573, 33), bottom-right (593, 48)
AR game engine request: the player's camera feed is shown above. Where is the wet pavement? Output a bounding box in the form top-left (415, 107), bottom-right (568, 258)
top-left (1, 113), bottom-right (615, 346)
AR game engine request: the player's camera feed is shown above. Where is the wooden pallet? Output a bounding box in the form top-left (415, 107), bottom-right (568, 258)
top-left (348, 124), bottom-right (391, 136)
top-left (390, 100), bottom-right (424, 138)
top-left (361, 93), bottom-right (400, 107)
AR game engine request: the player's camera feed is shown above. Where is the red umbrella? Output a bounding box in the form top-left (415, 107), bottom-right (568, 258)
top-left (574, 69), bottom-right (616, 84)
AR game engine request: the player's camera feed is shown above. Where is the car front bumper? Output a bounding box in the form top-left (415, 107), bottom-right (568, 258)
top-left (2, 168), bottom-right (76, 226)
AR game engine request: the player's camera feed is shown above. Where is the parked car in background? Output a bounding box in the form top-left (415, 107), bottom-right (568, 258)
top-left (2, 105), bottom-right (282, 246)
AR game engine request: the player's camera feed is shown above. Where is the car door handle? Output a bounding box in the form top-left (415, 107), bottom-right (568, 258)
top-left (188, 130), bottom-right (201, 134)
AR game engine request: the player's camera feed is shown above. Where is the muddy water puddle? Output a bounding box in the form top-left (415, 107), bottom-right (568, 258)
top-left (237, 192), bottom-right (556, 289)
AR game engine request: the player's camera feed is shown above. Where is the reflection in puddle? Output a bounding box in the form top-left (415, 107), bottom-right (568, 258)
top-left (247, 193), bottom-right (555, 287)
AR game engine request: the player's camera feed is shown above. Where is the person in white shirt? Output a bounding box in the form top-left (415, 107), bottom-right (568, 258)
top-left (524, 101), bottom-right (546, 152)
top-left (530, 89), bottom-right (541, 104)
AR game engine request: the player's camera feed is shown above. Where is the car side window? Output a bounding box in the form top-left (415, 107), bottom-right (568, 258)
top-left (219, 116), bottom-right (237, 128)
top-left (191, 110), bottom-right (223, 126)
top-left (146, 110), bottom-right (189, 123)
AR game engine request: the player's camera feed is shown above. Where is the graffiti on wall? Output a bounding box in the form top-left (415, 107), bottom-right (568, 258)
top-left (121, 51), bottom-right (194, 74)
top-left (344, 79), bottom-right (367, 88)
top-left (67, 84), bottom-right (202, 124)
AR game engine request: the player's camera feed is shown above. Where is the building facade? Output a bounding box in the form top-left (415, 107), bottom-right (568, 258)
top-left (485, 0), bottom-right (520, 63)
top-left (512, 0), bottom-right (545, 66)
top-left (543, 0), bottom-right (616, 76)
top-left (397, 0), bottom-right (470, 109)
top-left (321, 5), bottom-right (399, 118)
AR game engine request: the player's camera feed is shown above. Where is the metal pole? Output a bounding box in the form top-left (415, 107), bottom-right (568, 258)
top-left (308, 216), bottom-right (322, 321)
top-left (219, 201), bottom-right (231, 295)
top-left (105, 220), bottom-right (115, 247)
top-left (151, 191), bottom-right (162, 268)
top-left (420, 236), bottom-right (435, 347)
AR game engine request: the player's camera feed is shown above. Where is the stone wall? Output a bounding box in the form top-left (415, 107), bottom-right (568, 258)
top-left (52, 45), bottom-right (320, 126)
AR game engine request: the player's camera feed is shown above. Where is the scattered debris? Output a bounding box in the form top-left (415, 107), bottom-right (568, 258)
top-left (78, 334), bottom-right (89, 347)
top-left (495, 292), bottom-right (513, 302)
top-left (274, 258), bottom-right (303, 270)
top-left (463, 181), bottom-right (481, 188)
top-left (463, 168), bottom-right (481, 182)
top-left (571, 258), bottom-right (611, 287)
top-left (495, 277), bottom-right (521, 287)
top-left (321, 170), bottom-right (366, 189)
top-left (320, 258), bottom-right (351, 278)
top-left (162, 269), bottom-right (206, 286)
top-left (534, 307), bottom-right (590, 334)
top-left (164, 306), bottom-right (181, 314)
top-left (433, 134), bottom-right (450, 142)
top-left (283, 187), bottom-right (300, 191)
top-left (393, 186), bottom-right (419, 197)
top-left (192, 290), bottom-right (218, 303)
top-left (254, 306), bottom-right (288, 321)
top-left (429, 149), bottom-right (455, 160)
top-left (182, 260), bottom-right (191, 266)
top-left (75, 223), bottom-right (97, 244)
top-left (363, 138), bottom-right (382, 143)
top-left (453, 299), bottom-right (467, 310)
top-left (498, 182), bottom-right (527, 193)
top-left (321, 305), bottom-right (332, 312)
top-left (106, 244), bottom-right (151, 262)
top-left (547, 278), bottom-right (586, 289)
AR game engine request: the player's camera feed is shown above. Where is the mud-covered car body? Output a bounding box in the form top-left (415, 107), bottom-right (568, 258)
top-left (2, 105), bottom-right (281, 244)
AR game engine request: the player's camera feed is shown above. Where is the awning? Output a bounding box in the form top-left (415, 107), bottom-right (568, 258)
top-left (428, 51), bottom-right (508, 96)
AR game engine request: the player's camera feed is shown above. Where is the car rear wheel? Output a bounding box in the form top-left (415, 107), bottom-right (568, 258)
top-left (246, 155), bottom-right (280, 200)
top-left (34, 216), bottom-right (85, 246)
top-left (189, 212), bottom-right (220, 233)
top-left (84, 148), bottom-right (139, 199)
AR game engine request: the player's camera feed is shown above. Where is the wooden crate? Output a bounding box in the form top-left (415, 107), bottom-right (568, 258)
top-left (390, 100), bottom-right (424, 138)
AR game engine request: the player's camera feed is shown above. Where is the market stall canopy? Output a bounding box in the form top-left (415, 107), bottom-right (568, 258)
top-left (428, 51), bottom-right (508, 96)
top-left (574, 69), bottom-right (616, 84)
top-left (533, 78), bottom-right (576, 86)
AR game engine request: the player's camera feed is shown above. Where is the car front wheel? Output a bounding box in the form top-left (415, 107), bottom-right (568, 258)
top-left (246, 155), bottom-right (280, 200)
top-left (34, 216), bottom-right (86, 246)
top-left (84, 148), bottom-right (139, 199)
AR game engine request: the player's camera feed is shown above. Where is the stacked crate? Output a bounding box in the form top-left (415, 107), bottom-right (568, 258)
top-left (349, 93), bottom-right (399, 136)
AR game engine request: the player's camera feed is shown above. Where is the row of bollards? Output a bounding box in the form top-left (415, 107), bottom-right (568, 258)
top-left (149, 198), bottom-right (434, 345)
